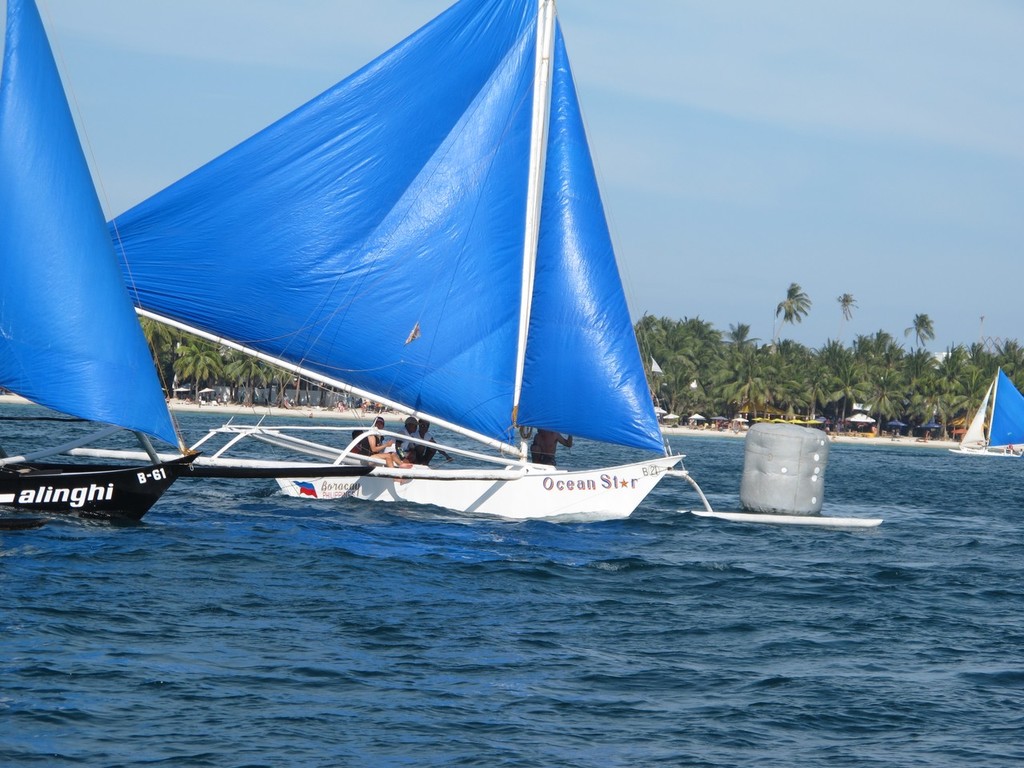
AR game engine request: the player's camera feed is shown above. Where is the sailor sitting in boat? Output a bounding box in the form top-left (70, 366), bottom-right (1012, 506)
top-left (367, 416), bottom-right (402, 468)
top-left (416, 419), bottom-right (451, 465)
top-left (400, 417), bottom-right (422, 463)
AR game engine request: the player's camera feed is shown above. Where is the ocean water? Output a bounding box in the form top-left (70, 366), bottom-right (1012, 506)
top-left (2, 409), bottom-right (1023, 767)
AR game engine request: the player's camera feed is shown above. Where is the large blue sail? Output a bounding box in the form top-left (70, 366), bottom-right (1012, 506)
top-left (989, 369), bottom-right (1024, 449)
top-left (108, 0), bottom-right (662, 452)
top-left (0, 0), bottom-right (179, 447)
top-left (517, 26), bottom-right (663, 451)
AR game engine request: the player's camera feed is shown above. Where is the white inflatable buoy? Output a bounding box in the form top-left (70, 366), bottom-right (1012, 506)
top-left (740, 422), bottom-right (829, 515)
top-left (679, 422), bottom-right (883, 527)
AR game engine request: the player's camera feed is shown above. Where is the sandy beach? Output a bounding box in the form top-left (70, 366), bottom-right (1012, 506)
top-left (0, 394), bottom-right (961, 451)
top-left (660, 423), bottom-right (959, 451)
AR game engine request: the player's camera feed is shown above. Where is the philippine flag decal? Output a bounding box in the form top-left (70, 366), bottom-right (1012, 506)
top-left (295, 481), bottom-right (318, 498)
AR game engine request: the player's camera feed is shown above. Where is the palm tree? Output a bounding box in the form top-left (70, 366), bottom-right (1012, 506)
top-left (773, 283), bottom-right (811, 347)
top-left (933, 345), bottom-right (970, 429)
top-left (903, 348), bottom-right (940, 426)
top-left (174, 340), bottom-right (224, 399)
top-left (837, 293), bottom-right (857, 339)
top-left (827, 355), bottom-right (869, 429)
top-left (996, 339), bottom-right (1024, 379)
top-left (224, 352), bottom-right (272, 406)
top-left (801, 354), bottom-right (832, 419)
top-left (140, 316), bottom-right (181, 394)
top-left (904, 313), bottom-right (935, 350)
top-left (852, 330), bottom-right (901, 363)
top-left (717, 343), bottom-right (771, 417)
top-left (865, 369), bottom-right (904, 430)
top-left (726, 323), bottom-right (757, 349)
top-left (902, 347), bottom-right (935, 390)
top-left (768, 339), bottom-right (814, 417)
top-left (816, 341), bottom-right (864, 426)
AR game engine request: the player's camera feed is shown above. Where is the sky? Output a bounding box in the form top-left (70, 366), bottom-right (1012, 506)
top-left (7, 0), bottom-right (1024, 353)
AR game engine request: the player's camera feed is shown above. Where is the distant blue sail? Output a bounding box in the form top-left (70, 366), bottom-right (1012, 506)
top-left (0, 0), bottom-right (178, 447)
top-left (989, 369), bottom-right (1024, 449)
top-left (109, 0), bottom-right (662, 453)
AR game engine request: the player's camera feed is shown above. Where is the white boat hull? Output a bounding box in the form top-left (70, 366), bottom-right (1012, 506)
top-left (276, 455), bottom-right (681, 521)
top-left (949, 446), bottom-right (1023, 458)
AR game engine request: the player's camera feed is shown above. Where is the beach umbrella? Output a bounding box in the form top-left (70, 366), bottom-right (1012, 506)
top-left (921, 420), bottom-right (941, 429)
top-left (887, 419), bottom-right (906, 427)
top-left (847, 413), bottom-right (875, 423)
top-left (711, 416), bottom-right (727, 421)
top-left (732, 416), bottom-right (748, 423)
top-left (688, 414), bottom-right (706, 421)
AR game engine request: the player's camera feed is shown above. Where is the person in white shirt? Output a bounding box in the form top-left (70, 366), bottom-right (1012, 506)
top-left (366, 416), bottom-right (401, 468)
top-left (400, 416), bottom-right (421, 463)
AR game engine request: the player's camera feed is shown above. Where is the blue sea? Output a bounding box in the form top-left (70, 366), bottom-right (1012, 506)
top-left (2, 408), bottom-right (1023, 767)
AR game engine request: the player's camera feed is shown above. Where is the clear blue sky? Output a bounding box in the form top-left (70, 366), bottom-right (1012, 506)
top-left (13, 0), bottom-right (1024, 353)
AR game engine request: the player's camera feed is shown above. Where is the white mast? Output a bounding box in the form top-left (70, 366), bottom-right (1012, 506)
top-left (511, 0), bottom-right (556, 427)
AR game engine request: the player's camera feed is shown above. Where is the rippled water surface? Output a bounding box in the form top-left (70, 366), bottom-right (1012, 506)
top-left (3, 410), bottom-right (1023, 766)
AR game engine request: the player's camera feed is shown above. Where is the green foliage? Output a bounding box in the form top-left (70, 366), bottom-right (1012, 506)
top-left (905, 313), bottom-right (936, 349)
top-left (141, 312), bottom-right (1017, 437)
top-left (142, 322), bottom-right (316, 405)
top-left (772, 283), bottom-right (812, 347)
top-left (636, 312), bottom-right (1021, 435)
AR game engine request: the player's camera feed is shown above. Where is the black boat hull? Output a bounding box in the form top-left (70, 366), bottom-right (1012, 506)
top-left (181, 463), bottom-right (372, 479)
top-left (0, 455), bottom-right (193, 522)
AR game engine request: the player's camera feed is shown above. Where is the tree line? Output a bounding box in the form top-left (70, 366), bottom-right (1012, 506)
top-left (638, 283), bottom-right (1021, 436)
top-left (142, 281), bottom-right (1020, 436)
top-left (141, 318), bottom-right (338, 408)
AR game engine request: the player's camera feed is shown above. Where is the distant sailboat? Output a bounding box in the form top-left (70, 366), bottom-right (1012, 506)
top-left (950, 368), bottom-right (1024, 458)
top-left (0, 0), bottom-right (193, 520)
top-left (96, 0), bottom-right (698, 520)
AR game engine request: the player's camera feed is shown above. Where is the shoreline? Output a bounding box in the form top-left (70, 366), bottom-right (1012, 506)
top-left (660, 424), bottom-right (958, 451)
top-left (0, 394), bottom-right (960, 451)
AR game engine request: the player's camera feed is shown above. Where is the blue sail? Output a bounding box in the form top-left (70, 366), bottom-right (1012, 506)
top-left (0, 0), bottom-right (178, 447)
top-left (989, 369), bottom-right (1024, 449)
top-left (108, 0), bottom-right (663, 453)
top-left (517, 27), bottom-right (663, 450)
